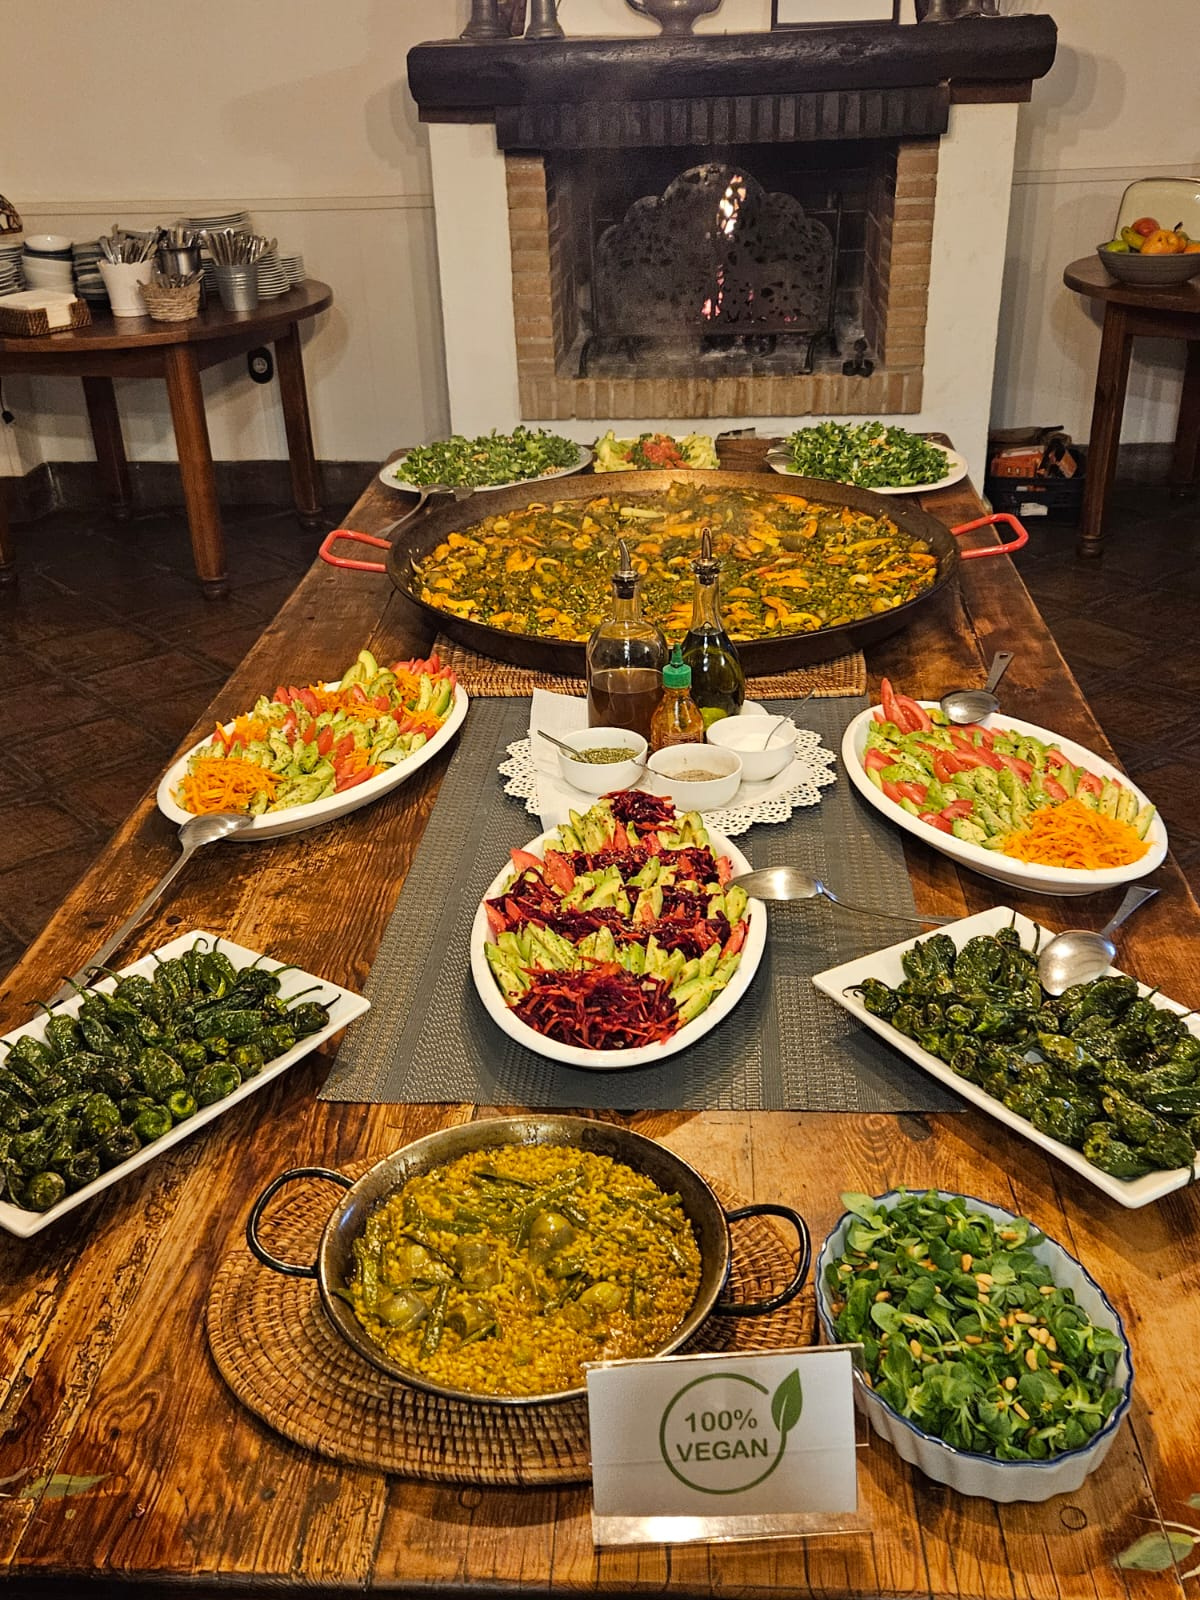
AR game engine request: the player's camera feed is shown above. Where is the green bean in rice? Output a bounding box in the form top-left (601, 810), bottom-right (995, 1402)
top-left (345, 1144), bottom-right (703, 1397)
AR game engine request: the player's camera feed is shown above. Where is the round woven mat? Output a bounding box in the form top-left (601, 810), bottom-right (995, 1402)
top-left (207, 1163), bottom-right (815, 1485)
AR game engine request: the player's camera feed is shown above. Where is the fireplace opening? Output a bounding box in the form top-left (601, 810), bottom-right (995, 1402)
top-left (544, 141), bottom-right (903, 382)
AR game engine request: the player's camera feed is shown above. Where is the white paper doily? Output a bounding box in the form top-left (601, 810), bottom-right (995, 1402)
top-left (499, 731), bottom-right (837, 837)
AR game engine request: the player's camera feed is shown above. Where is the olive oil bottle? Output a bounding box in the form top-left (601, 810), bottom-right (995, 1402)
top-left (681, 527), bottom-right (746, 723)
top-left (586, 538), bottom-right (668, 741)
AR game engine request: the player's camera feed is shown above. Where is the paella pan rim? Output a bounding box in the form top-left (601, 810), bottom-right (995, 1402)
top-left (386, 469), bottom-right (962, 676)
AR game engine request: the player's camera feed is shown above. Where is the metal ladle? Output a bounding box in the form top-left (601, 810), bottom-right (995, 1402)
top-left (939, 651), bottom-right (1014, 725)
top-left (1036, 885), bottom-right (1159, 997)
top-left (49, 812), bottom-right (254, 1006)
top-left (725, 865), bottom-right (957, 926)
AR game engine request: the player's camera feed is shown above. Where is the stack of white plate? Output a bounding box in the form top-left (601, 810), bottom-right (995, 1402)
top-left (186, 211), bottom-right (252, 235)
top-left (281, 253), bottom-right (305, 287)
top-left (0, 241), bottom-right (23, 295)
top-left (256, 251), bottom-right (290, 298)
top-left (71, 241), bottom-right (108, 302)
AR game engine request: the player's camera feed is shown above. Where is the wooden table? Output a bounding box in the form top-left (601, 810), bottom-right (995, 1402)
top-left (1063, 255), bottom-right (1200, 557)
top-left (1, 466), bottom-right (1197, 1599)
top-left (0, 280), bottom-right (332, 597)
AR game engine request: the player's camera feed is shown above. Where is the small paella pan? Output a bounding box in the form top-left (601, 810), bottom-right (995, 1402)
top-left (321, 469), bottom-right (1025, 675)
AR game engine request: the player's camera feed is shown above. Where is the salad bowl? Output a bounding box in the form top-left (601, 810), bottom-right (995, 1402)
top-left (842, 703), bottom-right (1167, 896)
top-left (158, 684), bottom-right (469, 841)
top-left (470, 821), bottom-right (766, 1071)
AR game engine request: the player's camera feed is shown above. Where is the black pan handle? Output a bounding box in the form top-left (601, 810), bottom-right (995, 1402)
top-left (714, 1203), bottom-right (812, 1317)
top-left (245, 1166), bottom-right (352, 1278)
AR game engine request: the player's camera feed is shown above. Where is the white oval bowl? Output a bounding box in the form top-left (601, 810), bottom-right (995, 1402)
top-left (706, 716), bottom-right (798, 781)
top-left (555, 726), bottom-right (648, 795)
top-left (842, 703), bottom-right (1167, 896)
top-left (815, 1190), bottom-right (1133, 1502)
top-left (646, 744), bottom-right (743, 810)
top-left (157, 684), bottom-right (469, 840)
top-left (470, 823), bottom-right (765, 1071)
top-left (23, 233), bottom-right (73, 253)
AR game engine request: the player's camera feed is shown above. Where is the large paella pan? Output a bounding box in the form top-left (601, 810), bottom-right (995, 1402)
top-left (321, 469), bottom-right (1024, 675)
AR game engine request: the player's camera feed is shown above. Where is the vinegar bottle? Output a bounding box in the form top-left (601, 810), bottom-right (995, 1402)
top-left (586, 538), bottom-right (668, 741)
top-left (681, 526), bottom-right (746, 724)
top-left (649, 646), bottom-right (706, 752)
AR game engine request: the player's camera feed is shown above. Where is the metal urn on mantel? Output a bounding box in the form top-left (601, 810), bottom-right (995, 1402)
top-left (625, 0), bottom-right (723, 36)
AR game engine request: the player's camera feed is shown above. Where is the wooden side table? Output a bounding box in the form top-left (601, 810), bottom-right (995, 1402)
top-left (1063, 255), bottom-right (1200, 557)
top-left (0, 279), bottom-right (332, 597)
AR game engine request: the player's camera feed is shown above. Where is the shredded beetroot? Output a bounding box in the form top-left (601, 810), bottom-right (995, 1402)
top-left (606, 791), bottom-right (676, 827)
top-left (513, 965), bottom-right (679, 1049)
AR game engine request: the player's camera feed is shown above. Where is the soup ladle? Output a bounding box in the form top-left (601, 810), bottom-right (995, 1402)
top-left (49, 811), bottom-right (254, 1005)
top-left (939, 650), bottom-right (1014, 725)
top-left (1036, 884), bottom-right (1159, 997)
top-left (725, 865), bottom-right (956, 925)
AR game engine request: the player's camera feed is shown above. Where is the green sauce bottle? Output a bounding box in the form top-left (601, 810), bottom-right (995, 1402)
top-left (681, 527), bottom-right (746, 725)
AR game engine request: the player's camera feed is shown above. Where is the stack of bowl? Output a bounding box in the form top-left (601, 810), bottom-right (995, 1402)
top-left (21, 235), bottom-right (75, 294)
top-left (71, 241), bottom-right (108, 304)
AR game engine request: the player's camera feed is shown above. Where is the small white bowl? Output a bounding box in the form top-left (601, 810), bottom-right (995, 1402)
top-left (646, 744), bottom-right (742, 811)
top-left (554, 726), bottom-right (648, 795)
top-left (23, 233), bottom-right (73, 254)
top-left (706, 715), bottom-right (798, 781)
top-left (816, 1190), bottom-right (1132, 1503)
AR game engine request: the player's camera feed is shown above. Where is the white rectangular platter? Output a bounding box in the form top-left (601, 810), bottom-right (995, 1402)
top-left (0, 932), bottom-right (369, 1237)
top-left (812, 906), bottom-right (1197, 1209)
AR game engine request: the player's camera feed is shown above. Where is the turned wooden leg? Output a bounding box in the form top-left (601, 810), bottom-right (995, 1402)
top-left (1076, 305), bottom-right (1133, 559)
top-left (163, 344), bottom-right (227, 598)
top-left (274, 320), bottom-right (323, 531)
top-left (82, 376), bottom-right (133, 520)
top-left (1170, 340), bottom-right (1200, 496)
top-left (0, 471), bottom-right (15, 587)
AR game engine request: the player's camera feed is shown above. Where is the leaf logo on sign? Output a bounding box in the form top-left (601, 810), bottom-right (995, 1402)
top-left (770, 1370), bottom-right (803, 1442)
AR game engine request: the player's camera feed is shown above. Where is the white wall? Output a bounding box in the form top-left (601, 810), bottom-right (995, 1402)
top-left (3, 0), bottom-right (1195, 478)
top-left (993, 0), bottom-right (1200, 444)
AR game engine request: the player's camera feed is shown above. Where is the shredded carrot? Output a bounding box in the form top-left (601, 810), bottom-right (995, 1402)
top-left (1001, 796), bottom-right (1148, 870)
top-left (178, 757), bottom-right (280, 816)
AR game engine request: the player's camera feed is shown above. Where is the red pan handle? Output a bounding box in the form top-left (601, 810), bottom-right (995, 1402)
top-left (318, 528), bottom-right (389, 573)
top-left (950, 512), bottom-right (1029, 560)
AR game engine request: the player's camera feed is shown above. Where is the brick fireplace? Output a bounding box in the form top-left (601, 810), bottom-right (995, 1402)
top-left (409, 16), bottom-right (1056, 483)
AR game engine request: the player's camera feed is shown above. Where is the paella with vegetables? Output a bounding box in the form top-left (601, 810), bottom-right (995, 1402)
top-left (344, 1143), bottom-right (703, 1398)
top-left (413, 480), bottom-right (939, 643)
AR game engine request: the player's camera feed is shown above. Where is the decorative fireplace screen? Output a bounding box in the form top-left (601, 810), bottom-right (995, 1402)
top-left (585, 163), bottom-right (838, 376)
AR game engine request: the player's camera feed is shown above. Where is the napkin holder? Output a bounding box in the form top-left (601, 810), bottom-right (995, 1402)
top-left (0, 290), bottom-right (92, 337)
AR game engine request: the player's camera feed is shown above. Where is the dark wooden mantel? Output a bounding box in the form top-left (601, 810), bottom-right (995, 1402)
top-left (408, 15), bottom-right (1057, 124)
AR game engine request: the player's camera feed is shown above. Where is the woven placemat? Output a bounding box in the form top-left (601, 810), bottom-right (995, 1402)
top-left (207, 1160), bottom-right (814, 1485)
top-left (433, 633), bottom-right (866, 700)
top-left (322, 698), bottom-right (962, 1114)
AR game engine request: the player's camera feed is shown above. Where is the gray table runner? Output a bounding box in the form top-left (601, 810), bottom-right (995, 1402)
top-left (322, 697), bottom-right (961, 1113)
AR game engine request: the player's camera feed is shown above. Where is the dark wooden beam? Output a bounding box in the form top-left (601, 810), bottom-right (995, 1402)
top-left (408, 16), bottom-right (1056, 119)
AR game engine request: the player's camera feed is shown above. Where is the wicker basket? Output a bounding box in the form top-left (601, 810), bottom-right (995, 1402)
top-left (0, 297), bottom-right (91, 337)
top-left (139, 279), bottom-right (201, 322)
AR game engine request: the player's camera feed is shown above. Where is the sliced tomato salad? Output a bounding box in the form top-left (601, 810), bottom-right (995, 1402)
top-left (864, 678), bottom-right (1156, 855)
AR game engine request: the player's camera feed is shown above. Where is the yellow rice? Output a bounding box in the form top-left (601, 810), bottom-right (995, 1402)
top-left (346, 1144), bottom-right (702, 1397)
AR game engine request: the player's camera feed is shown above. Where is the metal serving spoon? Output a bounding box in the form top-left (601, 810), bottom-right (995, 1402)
top-left (939, 651), bottom-right (1014, 725)
top-left (1036, 885), bottom-right (1159, 997)
top-left (537, 727), bottom-right (651, 775)
top-left (49, 812), bottom-right (254, 1005)
top-left (726, 865), bottom-right (957, 926)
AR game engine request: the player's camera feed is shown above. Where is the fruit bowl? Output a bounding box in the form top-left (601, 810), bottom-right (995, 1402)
top-left (1096, 244), bottom-right (1200, 286)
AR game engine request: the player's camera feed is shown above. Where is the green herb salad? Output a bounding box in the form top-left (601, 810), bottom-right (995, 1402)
top-left (392, 427), bottom-right (583, 489)
top-left (779, 422), bottom-right (951, 489)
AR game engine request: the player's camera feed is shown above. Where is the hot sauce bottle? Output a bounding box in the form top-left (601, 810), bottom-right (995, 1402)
top-left (649, 646), bottom-right (706, 752)
top-left (586, 538), bottom-right (668, 741)
top-left (681, 527), bottom-right (746, 725)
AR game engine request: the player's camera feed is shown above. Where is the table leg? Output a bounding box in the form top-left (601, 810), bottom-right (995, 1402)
top-left (81, 376), bottom-right (133, 520)
top-left (163, 344), bottom-right (227, 598)
top-left (0, 470), bottom-right (15, 587)
top-left (274, 321), bottom-right (323, 531)
top-left (1170, 340), bottom-right (1200, 495)
top-left (1076, 304), bottom-right (1133, 559)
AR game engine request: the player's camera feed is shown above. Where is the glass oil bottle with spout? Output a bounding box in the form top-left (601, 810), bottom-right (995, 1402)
top-left (586, 538), bottom-right (668, 741)
top-left (681, 526), bottom-right (746, 723)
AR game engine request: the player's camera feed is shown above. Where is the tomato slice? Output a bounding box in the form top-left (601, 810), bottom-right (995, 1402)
top-left (895, 694), bottom-right (933, 733)
top-left (485, 903), bottom-right (508, 937)
top-left (939, 799), bottom-right (975, 820)
top-left (896, 780), bottom-right (929, 805)
top-left (864, 748), bottom-right (893, 772)
top-left (919, 810), bottom-right (955, 834)
top-left (995, 751), bottom-right (1033, 783)
top-left (1042, 775), bottom-right (1069, 803)
top-left (879, 678), bottom-right (909, 731)
top-left (1044, 748), bottom-right (1069, 770)
top-left (1075, 771), bottom-right (1104, 797)
top-left (933, 751), bottom-right (964, 783)
top-left (541, 849), bottom-right (575, 892)
top-left (510, 848), bottom-right (544, 876)
top-left (882, 779), bottom-right (905, 803)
